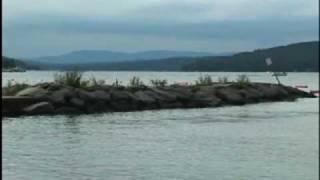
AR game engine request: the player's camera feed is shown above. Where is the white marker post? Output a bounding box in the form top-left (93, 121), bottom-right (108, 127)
top-left (265, 57), bottom-right (281, 85)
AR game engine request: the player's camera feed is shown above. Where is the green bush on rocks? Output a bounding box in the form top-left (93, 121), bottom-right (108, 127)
top-left (195, 75), bottom-right (213, 86)
top-left (54, 71), bottom-right (90, 89)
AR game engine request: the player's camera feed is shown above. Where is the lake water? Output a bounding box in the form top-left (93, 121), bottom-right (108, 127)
top-left (2, 71), bottom-right (319, 180)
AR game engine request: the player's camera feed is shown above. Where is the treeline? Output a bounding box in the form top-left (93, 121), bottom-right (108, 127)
top-left (2, 56), bottom-right (27, 69)
top-left (2, 56), bottom-right (40, 70)
top-left (182, 41), bottom-right (319, 72)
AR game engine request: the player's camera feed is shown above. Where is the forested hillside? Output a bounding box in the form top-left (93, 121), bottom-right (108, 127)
top-left (182, 41), bottom-right (319, 72)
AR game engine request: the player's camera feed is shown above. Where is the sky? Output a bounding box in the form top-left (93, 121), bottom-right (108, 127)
top-left (3, 0), bottom-right (319, 58)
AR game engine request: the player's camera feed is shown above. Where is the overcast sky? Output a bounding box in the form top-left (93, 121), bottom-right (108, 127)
top-left (3, 0), bottom-right (319, 58)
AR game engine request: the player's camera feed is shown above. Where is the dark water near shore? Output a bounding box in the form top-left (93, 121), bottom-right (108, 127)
top-left (2, 72), bottom-right (319, 180)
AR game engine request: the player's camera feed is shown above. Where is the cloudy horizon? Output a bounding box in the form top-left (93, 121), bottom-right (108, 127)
top-left (3, 0), bottom-right (319, 58)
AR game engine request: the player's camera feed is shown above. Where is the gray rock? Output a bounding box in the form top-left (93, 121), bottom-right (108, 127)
top-left (91, 90), bottom-right (111, 101)
top-left (164, 87), bottom-right (193, 101)
top-left (133, 91), bottom-right (156, 104)
top-left (192, 91), bottom-right (221, 107)
top-left (23, 102), bottom-right (54, 115)
top-left (150, 88), bottom-right (177, 102)
top-left (239, 88), bottom-right (264, 102)
top-left (110, 90), bottom-right (134, 101)
top-left (256, 84), bottom-right (289, 99)
top-left (69, 98), bottom-right (85, 108)
top-left (49, 88), bottom-right (75, 104)
top-left (143, 90), bottom-right (167, 102)
top-left (215, 87), bottom-right (246, 105)
top-left (77, 89), bottom-right (96, 102)
top-left (15, 87), bottom-right (48, 97)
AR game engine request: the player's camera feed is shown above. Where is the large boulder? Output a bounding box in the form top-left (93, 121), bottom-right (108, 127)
top-left (191, 91), bottom-right (222, 107)
top-left (238, 87), bottom-right (264, 102)
top-left (49, 88), bottom-right (75, 105)
top-left (255, 84), bottom-right (289, 100)
top-left (110, 90), bottom-right (134, 101)
top-left (133, 91), bottom-right (156, 104)
top-left (77, 89), bottom-right (96, 102)
top-left (215, 87), bottom-right (246, 105)
top-left (23, 102), bottom-right (54, 115)
top-left (15, 86), bottom-right (48, 98)
top-left (164, 87), bottom-right (193, 102)
top-left (69, 97), bottom-right (85, 108)
top-left (149, 88), bottom-right (177, 102)
top-left (91, 90), bottom-right (111, 101)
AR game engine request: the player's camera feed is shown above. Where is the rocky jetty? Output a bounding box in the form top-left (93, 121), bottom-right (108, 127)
top-left (2, 82), bottom-right (316, 117)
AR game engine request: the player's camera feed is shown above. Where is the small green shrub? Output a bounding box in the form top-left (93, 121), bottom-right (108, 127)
top-left (218, 76), bottom-right (228, 83)
top-left (89, 76), bottom-right (106, 88)
top-left (236, 74), bottom-right (250, 83)
top-left (128, 76), bottom-right (144, 88)
top-left (150, 79), bottom-right (168, 88)
top-left (112, 79), bottom-right (124, 89)
top-left (234, 74), bottom-right (251, 88)
top-left (54, 71), bottom-right (89, 89)
top-left (195, 75), bottom-right (213, 86)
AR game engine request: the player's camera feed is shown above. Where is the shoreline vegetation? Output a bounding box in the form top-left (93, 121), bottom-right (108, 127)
top-left (2, 71), bottom-right (316, 117)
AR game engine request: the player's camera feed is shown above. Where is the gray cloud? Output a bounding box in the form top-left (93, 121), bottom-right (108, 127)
top-left (3, 0), bottom-right (319, 57)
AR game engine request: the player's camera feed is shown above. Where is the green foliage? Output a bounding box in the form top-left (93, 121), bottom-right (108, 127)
top-left (218, 76), bottom-right (228, 83)
top-left (54, 71), bottom-right (89, 88)
top-left (150, 79), bottom-right (168, 88)
top-left (89, 76), bottom-right (106, 88)
top-left (128, 76), bottom-right (145, 88)
top-left (236, 74), bottom-right (250, 83)
top-left (233, 74), bottom-right (251, 88)
top-left (195, 74), bottom-right (213, 86)
top-left (112, 79), bottom-right (124, 89)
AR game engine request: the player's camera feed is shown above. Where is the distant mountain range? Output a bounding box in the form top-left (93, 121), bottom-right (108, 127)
top-left (27, 50), bottom-right (232, 64)
top-left (5, 41), bottom-right (319, 72)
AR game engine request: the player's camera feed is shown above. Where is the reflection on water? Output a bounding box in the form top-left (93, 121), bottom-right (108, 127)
top-left (2, 72), bottom-right (319, 180)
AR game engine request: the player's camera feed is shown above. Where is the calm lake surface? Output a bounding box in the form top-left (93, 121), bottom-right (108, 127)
top-left (3, 71), bottom-right (319, 180)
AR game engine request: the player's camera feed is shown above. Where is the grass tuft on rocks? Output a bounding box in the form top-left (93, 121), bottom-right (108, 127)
top-left (150, 79), bottom-right (168, 88)
top-left (54, 71), bottom-right (89, 89)
top-left (233, 74), bottom-right (251, 88)
top-left (218, 76), bottom-right (229, 83)
top-left (195, 74), bottom-right (213, 86)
